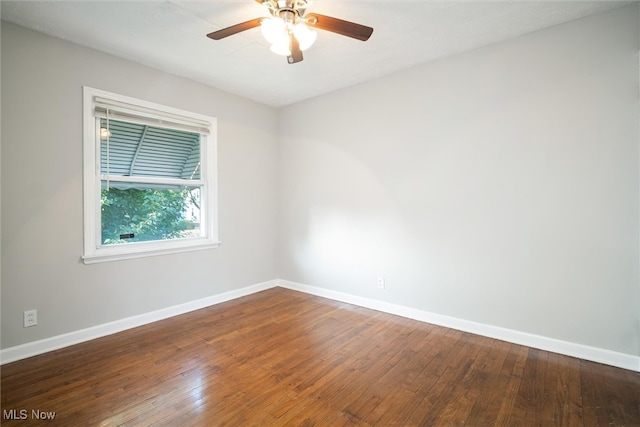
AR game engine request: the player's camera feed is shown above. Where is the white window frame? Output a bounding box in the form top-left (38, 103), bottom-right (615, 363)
top-left (82, 86), bottom-right (219, 264)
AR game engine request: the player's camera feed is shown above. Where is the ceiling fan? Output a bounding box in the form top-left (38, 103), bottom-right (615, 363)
top-left (206, 0), bottom-right (374, 64)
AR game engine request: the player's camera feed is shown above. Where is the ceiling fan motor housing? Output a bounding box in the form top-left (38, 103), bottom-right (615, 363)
top-left (280, 10), bottom-right (297, 26)
top-left (265, 0), bottom-right (308, 20)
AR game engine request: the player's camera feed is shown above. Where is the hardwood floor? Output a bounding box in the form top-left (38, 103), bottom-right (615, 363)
top-left (2, 287), bottom-right (639, 426)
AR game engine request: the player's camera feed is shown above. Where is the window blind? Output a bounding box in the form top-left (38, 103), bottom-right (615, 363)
top-left (94, 96), bottom-right (211, 135)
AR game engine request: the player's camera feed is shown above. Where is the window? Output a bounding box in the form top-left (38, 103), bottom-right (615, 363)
top-left (82, 87), bottom-right (219, 264)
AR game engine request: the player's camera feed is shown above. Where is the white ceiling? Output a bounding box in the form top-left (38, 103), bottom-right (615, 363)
top-left (1, 0), bottom-right (633, 107)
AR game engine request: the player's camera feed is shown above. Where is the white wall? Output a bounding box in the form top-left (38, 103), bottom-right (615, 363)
top-left (2, 5), bottom-right (639, 364)
top-left (277, 5), bottom-right (640, 357)
top-left (1, 22), bottom-right (278, 349)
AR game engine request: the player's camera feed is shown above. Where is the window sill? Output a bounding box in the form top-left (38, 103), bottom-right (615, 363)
top-left (82, 240), bottom-right (221, 264)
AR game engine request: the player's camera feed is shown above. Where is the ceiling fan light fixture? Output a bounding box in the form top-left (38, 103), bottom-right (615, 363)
top-left (270, 39), bottom-right (291, 56)
top-left (260, 17), bottom-right (286, 45)
top-left (293, 23), bottom-right (316, 51)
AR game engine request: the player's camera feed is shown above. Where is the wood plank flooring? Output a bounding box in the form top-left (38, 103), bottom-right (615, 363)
top-left (1, 287), bottom-right (639, 426)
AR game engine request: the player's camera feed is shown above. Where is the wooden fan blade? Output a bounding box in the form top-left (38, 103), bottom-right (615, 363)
top-left (287, 34), bottom-right (304, 64)
top-left (206, 18), bottom-right (263, 40)
top-left (306, 13), bottom-right (373, 41)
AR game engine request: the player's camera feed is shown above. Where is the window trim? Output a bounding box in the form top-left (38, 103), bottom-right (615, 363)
top-left (82, 86), bottom-right (220, 264)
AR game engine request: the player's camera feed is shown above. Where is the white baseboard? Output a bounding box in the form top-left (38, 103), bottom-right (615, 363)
top-left (3, 278), bottom-right (638, 372)
top-left (0, 280), bottom-right (278, 365)
top-left (277, 280), bottom-right (640, 372)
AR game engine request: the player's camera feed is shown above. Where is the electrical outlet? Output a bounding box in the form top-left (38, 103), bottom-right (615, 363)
top-left (377, 277), bottom-right (385, 290)
top-left (24, 310), bottom-right (37, 328)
